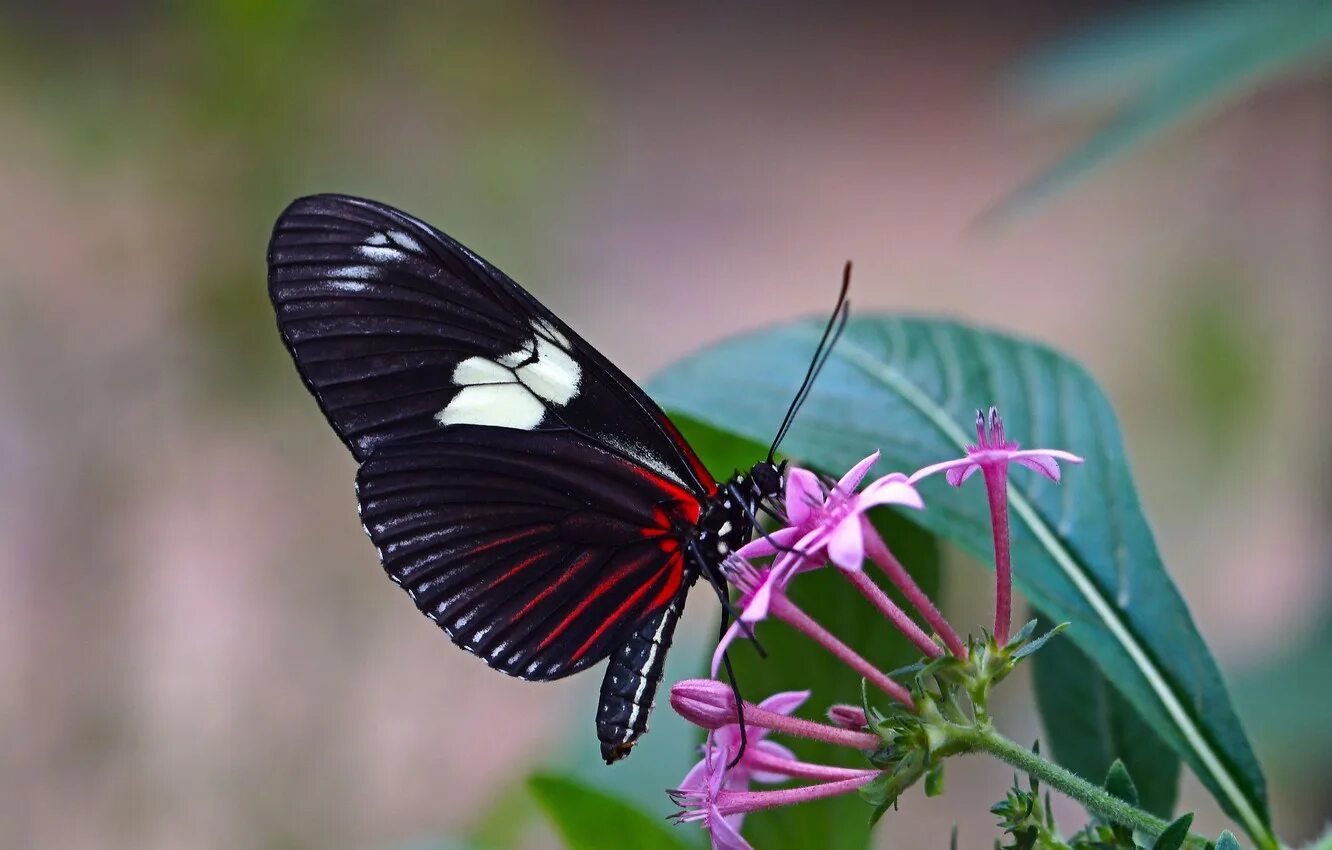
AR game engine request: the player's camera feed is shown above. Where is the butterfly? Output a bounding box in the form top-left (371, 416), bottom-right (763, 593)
top-left (267, 194), bottom-right (845, 762)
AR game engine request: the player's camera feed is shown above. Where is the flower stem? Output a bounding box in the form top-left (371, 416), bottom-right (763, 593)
top-left (715, 772), bottom-right (880, 817)
top-left (979, 466), bottom-right (1013, 644)
top-left (864, 529), bottom-right (966, 658)
top-left (770, 595), bottom-right (916, 709)
top-left (965, 727), bottom-right (1211, 848)
top-left (743, 748), bottom-right (878, 781)
top-left (841, 568), bottom-right (942, 658)
top-left (741, 702), bottom-right (880, 750)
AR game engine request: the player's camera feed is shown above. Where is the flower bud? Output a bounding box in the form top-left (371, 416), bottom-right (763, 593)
top-left (826, 703), bottom-right (868, 730)
top-left (669, 678), bottom-right (738, 729)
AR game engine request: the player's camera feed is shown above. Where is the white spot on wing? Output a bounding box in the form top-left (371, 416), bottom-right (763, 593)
top-left (453, 356), bottom-right (516, 386)
top-left (332, 266), bottom-right (379, 280)
top-left (327, 280), bottom-right (369, 293)
top-left (516, 337), bottom-right (581, 404)
top-left (387, 230), bottom-right (422, 252)
top-left (437, 384), bottom-right (544, 429)
top-left (436, 322), bottom-right (582, 430)
top-left (358, 244), bottom-right (405, 262)
top-left (497, 339), bottom-right (535, 368)
top-left (532, 317), bottom-right (570, 348)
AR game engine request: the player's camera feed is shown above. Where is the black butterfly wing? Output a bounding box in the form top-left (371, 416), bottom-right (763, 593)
top-left (355, 426), bottom-right (700, 680)
top-left (267, 193), bottom-right (714, 496)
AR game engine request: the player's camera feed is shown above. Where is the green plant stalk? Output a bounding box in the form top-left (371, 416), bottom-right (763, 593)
top-left (961, 726), bottom-right (1213, 849)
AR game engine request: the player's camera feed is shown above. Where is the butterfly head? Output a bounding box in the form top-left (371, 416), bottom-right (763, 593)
top-left (747, 458), bottom-right (786, 501)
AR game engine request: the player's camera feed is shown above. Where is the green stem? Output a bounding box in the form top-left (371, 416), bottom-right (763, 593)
top-left (965, 727), bottom-right (1212, 849)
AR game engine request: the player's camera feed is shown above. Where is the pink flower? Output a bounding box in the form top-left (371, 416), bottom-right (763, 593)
top-left (719, 451), bottom-right (963, 662)
top-left (909, 408), bottom-right (1083, 644)
top-left (673, 740), bottom-right (754, 850)
top-left (670, 739), bottom-right (880, 847)
top-left (740, 451), bottom-right (923, 573)
top-left (670, 684), bottom-right (883, 849)
top-left (908, 408), bottom-right (1083, 488)
top-left (669, 679), bottom-right (880, 751)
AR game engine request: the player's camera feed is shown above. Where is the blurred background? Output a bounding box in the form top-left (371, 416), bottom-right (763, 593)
top-left (1, 2), bottom-right (1328, 848)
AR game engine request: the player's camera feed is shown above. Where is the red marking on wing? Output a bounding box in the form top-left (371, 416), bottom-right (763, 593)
top-left (567, 562), bottom-right (674, 664)
top-left (467, 524), bottom-right (549, 558)
top-left (644, 549), bottom-right (684, 612)
top-left (513, 551), bottom-right (595, 622)
top-left (485, 548), bottom-right (551, 591)
top-left (656, 413), bottom-right (718, 495)
top-left (626, 461), bottom-right (702, 525)
top-left (537, 550), bottom-right (657, 653)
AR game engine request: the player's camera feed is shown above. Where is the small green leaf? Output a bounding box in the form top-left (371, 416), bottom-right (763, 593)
top-left (925, 763), bottom-right (945, 797)
top-left (652, 316), bottom-right (1271, 846)
top-left (1104, 760), bottom-right (1140, 808)
top-left (1010, 621), bottom-right (1067, 661)
top-left (858, 772), bottom-right (891, 807)
top-left (1215, 831), bottom-right (1242, 850)
top-left (1033, 616), bottom-right (1180, 817)
top-left (528, 773), bottom-right (695, 850)
top-left (1151, 813), bottom-right (1193, 850)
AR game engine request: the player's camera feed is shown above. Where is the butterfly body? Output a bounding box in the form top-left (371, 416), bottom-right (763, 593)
top-left (268, 194), bottom-right (785, 762)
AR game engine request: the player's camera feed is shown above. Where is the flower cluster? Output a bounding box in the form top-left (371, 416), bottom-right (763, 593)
top-left (669, 408), bottom-right (1082, 850)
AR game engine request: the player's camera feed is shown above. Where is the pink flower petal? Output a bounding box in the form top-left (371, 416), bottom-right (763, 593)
top-left (748, 739), bottom-right (799, 783)
top-left (735, 526), bottom-right (800, 560)
top-left (784, 468), bottom-right (824, 526)
top-left (907, 457), bottom-right (973, 484)
top-left (710, 620), bottom-right (747, 677)
top-left (857, 474), bottom-right (924, 510)
top-left (826, 517), bottom-right (865, 571)
top-left (1023, 448), bottom-right (1084, 464)
top-left (709, 806), bottom-right (754, 850)
top-left (945, 462), bottom-right (980, 487)
top-left (1013, 454), bottom-right (1061, 482)
top-left (741, 574), bottom-right (779, 623)
top-left (756, 689), bottom-right (810, 717)
top-left (679, 755), bottom-right (712, 793)
top-left (836, 451), bottom-right (880, 492)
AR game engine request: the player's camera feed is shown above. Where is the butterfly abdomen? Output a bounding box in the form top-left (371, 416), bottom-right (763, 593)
top-left (596, 593), bottom-right (688, 763)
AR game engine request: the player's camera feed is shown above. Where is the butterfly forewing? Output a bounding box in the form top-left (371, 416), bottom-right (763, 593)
top-left (268, 194), bottom-right (713, 496)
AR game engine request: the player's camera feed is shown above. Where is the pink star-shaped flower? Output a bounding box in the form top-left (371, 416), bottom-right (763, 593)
top-left (740, 451), bottom-right (923, 573)
top-left (908, 407), bottom-right (1084, 644)
top-left (908, 408), bottom-right (1083, 488)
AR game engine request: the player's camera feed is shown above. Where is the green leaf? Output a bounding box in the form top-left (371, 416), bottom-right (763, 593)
top-left (1152, 813), bottom-right (1193, 850)
top-left (650, 315), bottom-right (1272, 847)
top-left (988, 1), bottom-right (1332, 222)
top-left (1103, 760), bottom-right (1140, 808)
top-left (1033, 618), bottom-right (1180, 817)
top-left (527, 773), bottom-right (696, 850)
top-left (711, 508), bottom-right (941, 850)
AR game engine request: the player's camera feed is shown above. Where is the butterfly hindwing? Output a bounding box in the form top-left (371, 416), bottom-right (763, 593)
top-left (268, 194), bottom-right (713, 497)
top-left (354, 426), bottom-right (701, 680)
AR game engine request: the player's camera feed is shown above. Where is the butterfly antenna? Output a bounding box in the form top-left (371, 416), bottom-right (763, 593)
top-left (718, 639), bottom-right (749, 768)
top-left (767, 262), bottom-right (852, 462)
